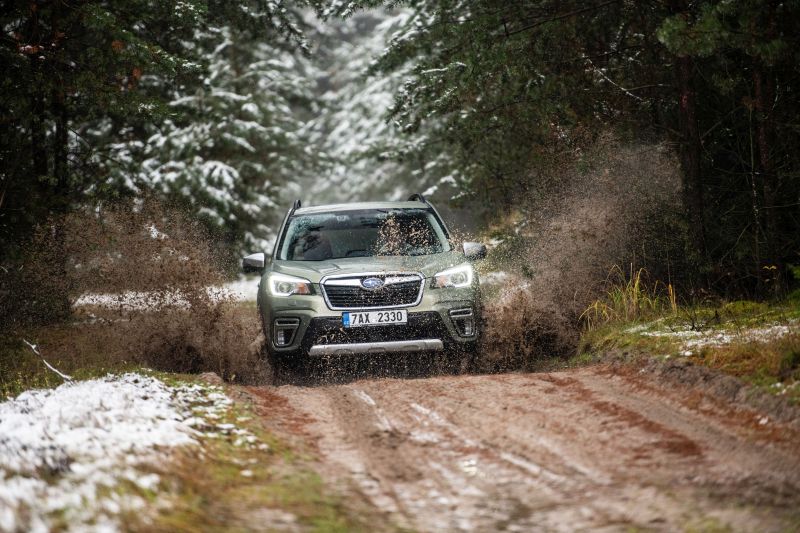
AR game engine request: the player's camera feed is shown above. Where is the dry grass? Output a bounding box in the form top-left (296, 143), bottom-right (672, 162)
top-left (0, 326), bottom-right (137, 398)
top-left (0, 301), bottom-right (268, 398)
top-left (2, 299), bottom-right (270, 396)
top-left (697, 333), bottom-right (800, 383)
top-left (581, 266), bottom-right (676, 330)
top-left (578, 297), bottom-right (800, 402)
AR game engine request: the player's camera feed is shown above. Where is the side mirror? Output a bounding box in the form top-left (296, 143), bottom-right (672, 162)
top-left (242, 252), bottom-right (266, 274)
top-left (462, 242), bottom-right (487, 261)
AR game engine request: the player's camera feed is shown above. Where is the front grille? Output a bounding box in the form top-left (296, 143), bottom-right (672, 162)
top-left (322, 274), bottom-right (423, 310)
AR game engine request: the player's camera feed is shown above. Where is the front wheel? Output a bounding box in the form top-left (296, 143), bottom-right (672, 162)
top-left (451, 351), bottom-right (472, 375)
top-left (446, 343), bottom-right (477, 375)
top-left (260, 343), bottom-right (282, 385)
top-left (262, 343), bottom-right (307, 385)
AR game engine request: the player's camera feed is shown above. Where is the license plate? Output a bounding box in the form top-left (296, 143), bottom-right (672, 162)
top-left (342, 309), bottom-right (408, 328)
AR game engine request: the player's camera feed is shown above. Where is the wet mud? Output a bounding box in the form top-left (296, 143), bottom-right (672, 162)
top-left (244, 366), bottom-right (800, 532)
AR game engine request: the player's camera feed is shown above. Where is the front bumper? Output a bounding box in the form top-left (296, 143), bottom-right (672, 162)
top-left (263, 305), bottom-right (478, 360)
top-left (308, 339), bottom-right (444, 356)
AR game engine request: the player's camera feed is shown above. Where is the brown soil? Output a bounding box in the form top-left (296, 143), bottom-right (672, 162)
top-left (2, 199), bottom-right (271, 384)
top-left (241, 365), bottom-right (800, 532)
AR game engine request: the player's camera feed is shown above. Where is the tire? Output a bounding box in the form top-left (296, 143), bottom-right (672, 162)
top-left (449, 342), bottom-right (477, 375)
top-left (260, 342), bottom-right (282, 385)
top-left (261, 341), bottom-right (307, 384)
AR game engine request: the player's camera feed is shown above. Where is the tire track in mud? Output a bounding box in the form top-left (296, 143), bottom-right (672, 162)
top-left (246, 367), bottom-right (800, 532)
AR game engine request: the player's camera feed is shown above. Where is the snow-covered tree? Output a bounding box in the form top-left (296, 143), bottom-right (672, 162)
top-left (105, 29), bottom-right (316, 251)
top-left (87, 2), bottom-right (314, 253)
top-left (300, 8), bottom-right (458, 205)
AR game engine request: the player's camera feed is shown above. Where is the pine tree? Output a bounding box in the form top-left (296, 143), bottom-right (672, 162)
top-left (301, 8), bottom-right (456, 204)
top-left (0, 0), bottom-right (209, 259)
top-left (1, 0), bottom-right (312, 257)
top-left (98, 24), bottom-right (316, 252)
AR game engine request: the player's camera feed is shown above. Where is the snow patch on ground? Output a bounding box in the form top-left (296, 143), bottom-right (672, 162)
top-left (769, 381), bottom-right (800, 396)
top-left (0, 374), bottom-right (232, 532)
top-left (73, 276), bottom-right (261, 310)
top-left (630, 320), bottom-right (798, 355)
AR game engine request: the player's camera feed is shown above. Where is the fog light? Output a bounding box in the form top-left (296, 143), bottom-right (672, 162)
top-left (273, 318), bottom-right (300, 347)
top-left (449, 308), bottom-right (475, 337)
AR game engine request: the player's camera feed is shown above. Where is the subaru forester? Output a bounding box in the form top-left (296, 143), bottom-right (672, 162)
top-left (242, 194), bottom-right (485, 377)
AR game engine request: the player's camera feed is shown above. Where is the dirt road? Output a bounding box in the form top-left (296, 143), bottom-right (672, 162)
top-left (247, 365), bottom-right (800, 532)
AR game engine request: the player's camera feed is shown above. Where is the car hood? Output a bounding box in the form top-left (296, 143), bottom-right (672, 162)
top-left (271, 251), bottom-right (467, 283)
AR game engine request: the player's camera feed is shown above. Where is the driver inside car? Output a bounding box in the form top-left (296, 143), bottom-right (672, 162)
top-left (293, 230), bottom-right (332, 260)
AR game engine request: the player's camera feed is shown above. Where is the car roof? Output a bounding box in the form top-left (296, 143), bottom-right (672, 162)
top-left (293, 201), bottom-right (430, 215)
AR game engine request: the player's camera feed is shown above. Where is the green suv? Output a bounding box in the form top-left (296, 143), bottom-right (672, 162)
top-left (242, 194), bottom-right (485, 376)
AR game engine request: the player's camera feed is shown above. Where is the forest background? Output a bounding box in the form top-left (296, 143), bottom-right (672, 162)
top-left (2, 0), bottom-right (799, 320)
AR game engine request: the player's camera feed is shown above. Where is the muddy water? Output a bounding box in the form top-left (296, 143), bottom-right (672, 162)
top-left (246, 367), bottom-right (800, 532)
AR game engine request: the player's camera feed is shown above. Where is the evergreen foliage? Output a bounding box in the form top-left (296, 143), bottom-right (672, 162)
top-left (0, 0), bottom-right (309, 257)
top-left (2, 0), bottom-right (799, 298)
top-left (97, 25), bottom-right (316, 251)
top-left (327, 0), bottom-right (800, 294)
top-left (300, 8), bottom-right (452, 204)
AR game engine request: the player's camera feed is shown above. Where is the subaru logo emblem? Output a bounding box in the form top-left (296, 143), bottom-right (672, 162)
top-left (361, 277), bottom-right (384, 290)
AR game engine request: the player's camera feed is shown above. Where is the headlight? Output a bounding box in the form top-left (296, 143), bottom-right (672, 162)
top-left (433, 263), bottom-right (473, 288)
top-left (268, 273), bottom-right (313, 296)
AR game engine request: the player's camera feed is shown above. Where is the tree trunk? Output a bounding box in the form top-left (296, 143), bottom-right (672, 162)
top-left (667, 0), bottom-right (709, 289)
top-left (26, 5), bottom-right (48, 181)
top-left (752, 4), bottom-right (783, 295)
top-left (30, 80), bottom-right (48, 179)
top-left (50, 0), bottom-right (73, 321)
top-left (52, 88), bottom-right (69, 212)
top-left (51, 0), bottom-right (69, 213)
top-left (675, 54), bottom-right (707, 268)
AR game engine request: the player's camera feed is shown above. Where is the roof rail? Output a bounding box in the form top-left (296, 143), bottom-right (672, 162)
top-left (290, 199), bottom-right (302, 215)
top-left (407, 193), bottom-right (428, 204)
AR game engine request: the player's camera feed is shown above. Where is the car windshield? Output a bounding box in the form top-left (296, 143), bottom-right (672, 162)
top-left (278, 208), bottom-right (450, 261)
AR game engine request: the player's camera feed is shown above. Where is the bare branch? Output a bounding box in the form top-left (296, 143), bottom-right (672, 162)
top-left (22, 339), bottom-right (73, 382)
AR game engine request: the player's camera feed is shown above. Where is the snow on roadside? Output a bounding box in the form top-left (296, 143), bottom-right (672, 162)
top-left (629, 320), bottom-right (798, 355)
top-left (0, 374), bottom-right (234, 532)
top-left (73, 276), bottom-right (261, 310)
